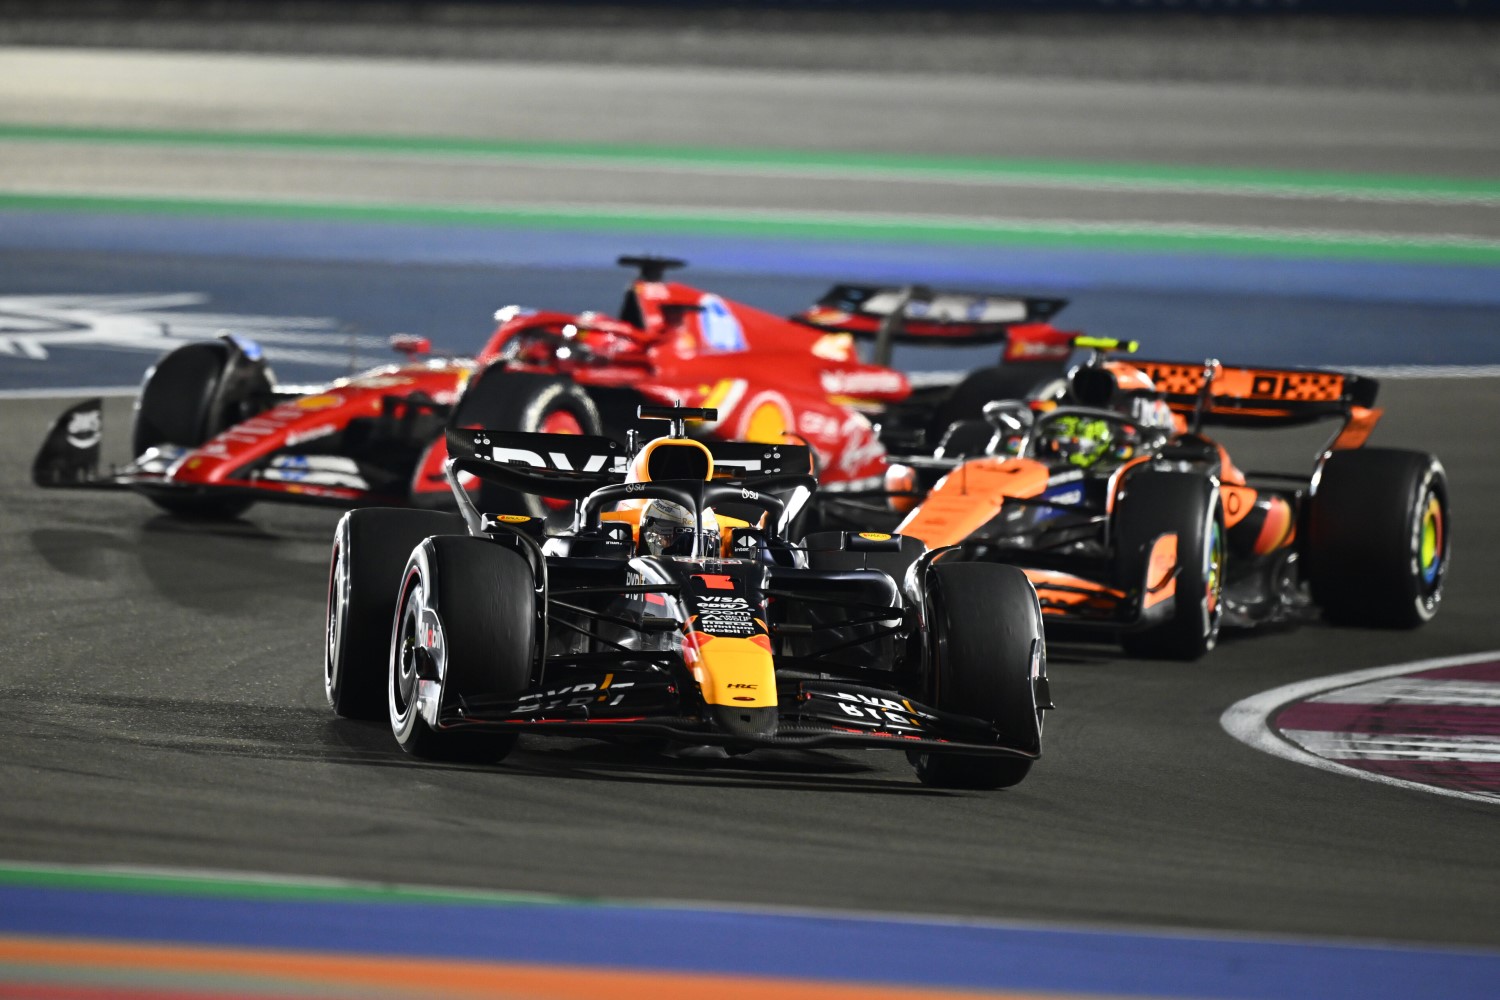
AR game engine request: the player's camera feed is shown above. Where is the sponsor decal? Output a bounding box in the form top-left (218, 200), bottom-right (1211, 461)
top-left (858, 532), bottom-right (891, 542)
top-left (797, 409), bottom-right (841, 440)
top-left (65, 408), bottom-right (101, 449)
top-left (863, 291), bottom-right (1028, 324)
top-left (736, 390), bottom-right (792, 445)
top-left (489, 445), bottom-right (624, 474)
top-left (693, 574), bottom-right (735, 591)
top-left (497, 514), bottom-right (532, 524)
top-left (803, 306), bottom-right (852, 327)
top-left (827, 690), bottom-right (931, 729)
top-left (811, 333), bottom-right (854, 362)
top-left (347, 375), bottom-right (416, 390)
top-left (296, 394), bottom-right (344, 411)
top-left (514, 680), bottom-right (635, 715)
top-left (835, 416), bottom-right (887, 477)
top-left (1004, 339), bottom-right (1072, 362)
top-left (284, 424), bottom-right (336, 448)
top-left (694, 595), bottom-right (759, 637)
top-left (194, 403), bottom-right (314, 459)
top-left (1045, 488), bottom-right (1084, 506)
top-left (697, 294), bottom-right (747, 352)
top-left (819, 370), bottom-right (907, 397)
top-left (260, 454), bottom-right (369, 491)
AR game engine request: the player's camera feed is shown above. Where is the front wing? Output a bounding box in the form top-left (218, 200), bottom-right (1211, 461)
top-left (440, 677), bottom-right (1038, 760)
top-left (32, 398), bottom-right (401, 508)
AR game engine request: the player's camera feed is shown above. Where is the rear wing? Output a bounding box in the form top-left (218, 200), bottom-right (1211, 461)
top-left (793, 284), bottom-right (1072, 367)
top-left (1134, 360), bottom-right (1380, 427)
top-left (449, 429), bottom-right (813, 497)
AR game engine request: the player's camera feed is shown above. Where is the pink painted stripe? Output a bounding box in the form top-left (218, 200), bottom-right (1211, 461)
top-left (1273, 702), bottom-right (1500, 737)
top-left (1410, 660), bottom-right (1500, 682)
top-left (1331, 758), bottom-right (1500, 797)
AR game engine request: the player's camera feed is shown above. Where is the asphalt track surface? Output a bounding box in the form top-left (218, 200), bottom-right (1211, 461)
top-left (1, 43), bottom-right (1499, 965)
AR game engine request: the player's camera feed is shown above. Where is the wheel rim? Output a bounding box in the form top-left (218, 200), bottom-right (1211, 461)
top-left (539, 409), bottom-right (584, 436)
top-left (391, 573), bottom-right (424, 732)
top-left (1203, 514), bottom-right (1225, 642)
top-left (324, 540), bottom-right (348, 697)
top-left (1418, 492), bottom-right (1444, 588)
top-left (1412, 483), bottom-right (1447, 618)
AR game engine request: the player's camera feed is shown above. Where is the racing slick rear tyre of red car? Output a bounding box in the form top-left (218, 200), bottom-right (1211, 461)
top-left (1306, 449), bottom-right (1448, 628)
top-left (931, 365), bottom-right (1052, 447)
top-left (451, 370), bottom-right (604, 519)
top-left (1116, 472), bottom-right (1225, 662)
top-left (131, 339), bottom-right (273, 518)
top-left (390, 536), bottom-right (535, 762)
top-left (325, 508), bottom-right (467, 720)
top-left (911, 562), bottom-right (1045, 790)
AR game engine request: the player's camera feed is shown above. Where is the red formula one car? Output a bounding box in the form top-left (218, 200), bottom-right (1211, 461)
top-left (31, 257), bottom-right (1078, 518)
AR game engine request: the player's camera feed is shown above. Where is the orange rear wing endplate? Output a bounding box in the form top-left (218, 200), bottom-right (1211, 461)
top-left (1131, 360), bottom-right (1379, 428)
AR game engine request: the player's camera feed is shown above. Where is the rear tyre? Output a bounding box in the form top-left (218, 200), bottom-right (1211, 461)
top-left (912, 562), bottom-right (1045, 790)
top-left (451, 369), bottom-right (603, 517)
top-left (390, 536), bottom-right (535, 762)
top-left (131, 339), bottom-right (273, 518)
top-left (933, 419), bottom-right (995, 459)
top-left (325, 508), bottom-right (466, 720)
top-left (1306, 449), bottom-right (1448, 628)
top-left (931, 365), bottom-right (1050, 446)
top-left (1116, 472), bottom-right (1224, 661)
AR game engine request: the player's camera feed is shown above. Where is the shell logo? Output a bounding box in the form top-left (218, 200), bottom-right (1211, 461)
top-left (295, 394), bottom-right (344, 411)
top-left (811, 333), bottom-right (854, 362)
top-left (740, 392), bottom-right (792, 444)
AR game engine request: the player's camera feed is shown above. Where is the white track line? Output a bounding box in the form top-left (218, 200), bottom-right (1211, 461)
top-left (0, 385), bottom-right (138, 400)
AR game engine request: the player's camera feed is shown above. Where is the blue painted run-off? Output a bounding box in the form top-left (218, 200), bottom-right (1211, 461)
top-left (3, 212), bottom-right (1499, 392)
top-left (4, 884), bottom-right (1498, 1000)
top-left (4, 211), bottom-right (1500, 308)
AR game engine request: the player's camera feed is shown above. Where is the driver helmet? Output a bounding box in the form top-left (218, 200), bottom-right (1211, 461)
top-left (639, 499), bottom-right (721, 558)
top-left (1035, 413), bottom-right (1125, 470)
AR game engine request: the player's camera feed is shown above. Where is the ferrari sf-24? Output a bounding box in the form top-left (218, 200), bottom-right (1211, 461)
top-left (32, 258), bottom-right (1081, 519)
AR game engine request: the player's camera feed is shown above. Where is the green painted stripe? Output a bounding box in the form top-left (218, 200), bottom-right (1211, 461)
top-left (4, 191), bottom-right (1499, 265)
top-left (2, 123), bottom-right (1497, 204)
top-left (0, 862), bottom-right (588, 908)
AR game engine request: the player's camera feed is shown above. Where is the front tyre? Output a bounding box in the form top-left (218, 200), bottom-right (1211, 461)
top-left (325, 508), bottom-right (466, 720)
top-left (912, 562), bottom-right (1045, 790)
top-left (132, 338), bottom-right (273, 518)
top-left (1116, 472), bottom-right (1225, 661)
top-left (1306, 449), bottom-right (1448, 628)
top-left (389, 536), bottom-right (535, 762)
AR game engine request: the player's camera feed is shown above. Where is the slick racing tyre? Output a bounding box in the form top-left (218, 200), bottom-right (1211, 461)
top-left (1116, 471), bottom-right (1225, 661)
top-left (930, 365), bottom-right (1051, 448)
top-left (1306, 448), bottom-right (1448, 628)
top-left (131, 338), bottom-right (273, 518)
top-left (390, 536), bottom-right (535, 762)
top-left (933, 419), bottom-right (996, 460)
top-left (325, 508), bottom-right (466, 720)
top-left (912, 562), bottom-right (1045, 790)
top-left (450, 369), bottom-right (603, 518)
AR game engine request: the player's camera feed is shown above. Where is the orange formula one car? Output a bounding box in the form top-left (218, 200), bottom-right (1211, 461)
top-left (870, 343), bottom-right (1448, 660)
